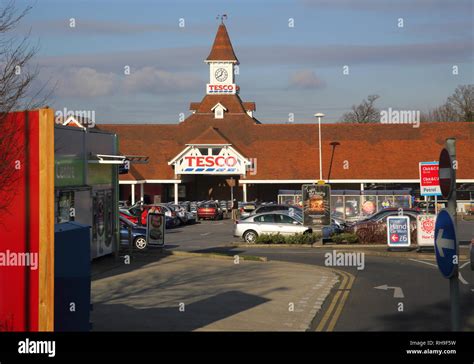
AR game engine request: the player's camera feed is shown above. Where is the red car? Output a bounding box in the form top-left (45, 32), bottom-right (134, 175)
top-left (122, 205), bottom-right (164, 226)
top-left (346, 208), bottom-right (420, 244)
top-left (120, 210), bottom-right (139, 224)
top-left (197, 202), bottom-right (223, 220)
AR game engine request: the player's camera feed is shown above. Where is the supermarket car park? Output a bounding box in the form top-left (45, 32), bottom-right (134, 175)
top-left (76, 23), bottom-right (474, 331)
top-left (1, 20), bottom-right (473, 335)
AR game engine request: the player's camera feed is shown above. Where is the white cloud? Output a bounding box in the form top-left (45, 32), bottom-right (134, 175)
top-left (123, 67), bottom-right (201, 94)
top-left (48, 66), bottom-right (202, 98)
top-left (58, 67), bottom-right (118, 97)
top-left (289, 70), bottom-right (326, 89)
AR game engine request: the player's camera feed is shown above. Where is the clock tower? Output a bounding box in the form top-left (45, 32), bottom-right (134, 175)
top-left (205, 21), bottom-right (239, 95)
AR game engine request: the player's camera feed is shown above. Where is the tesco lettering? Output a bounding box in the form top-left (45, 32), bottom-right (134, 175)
top-left (207, 84), bottom-right (234, 92)
top-left (185, 156), bottom-right (237, 167)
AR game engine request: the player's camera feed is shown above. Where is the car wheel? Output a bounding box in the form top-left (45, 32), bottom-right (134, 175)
top-left (243, 230), bottom-right (258, 243)
top-left (134, 236), bottom-right (147, 250)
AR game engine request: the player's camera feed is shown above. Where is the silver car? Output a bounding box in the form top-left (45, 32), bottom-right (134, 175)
top-left (233, 211), bottom-right (311, 243)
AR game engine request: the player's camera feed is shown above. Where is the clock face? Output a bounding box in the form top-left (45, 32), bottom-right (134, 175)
top-left (214, 68), bottom-right (228, 82)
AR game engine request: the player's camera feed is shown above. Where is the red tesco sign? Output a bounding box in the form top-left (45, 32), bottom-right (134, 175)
top-left (208, 84), bottom-right (234, 92)
top-left (185, 156), bottom-right (237, 168)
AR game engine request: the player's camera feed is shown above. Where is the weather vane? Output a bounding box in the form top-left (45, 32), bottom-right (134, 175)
top-left (216, 14), bottom-right (227, 24)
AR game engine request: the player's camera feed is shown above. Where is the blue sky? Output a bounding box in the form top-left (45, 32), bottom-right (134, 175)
top-left (17, 0), bottom-right (474, 123)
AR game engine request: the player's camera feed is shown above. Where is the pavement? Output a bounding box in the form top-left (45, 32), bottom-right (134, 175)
top-left (90, 217), bottom-right (473, 332)
top-left (91, 253), bottom-right (338, 331)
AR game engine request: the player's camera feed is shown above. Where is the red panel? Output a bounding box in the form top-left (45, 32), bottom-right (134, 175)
top-left (0, 110), bottom-right (40, 331)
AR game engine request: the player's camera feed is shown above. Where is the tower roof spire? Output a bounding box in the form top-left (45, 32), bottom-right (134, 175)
top-left (206, 20), bottom-right (239, 63)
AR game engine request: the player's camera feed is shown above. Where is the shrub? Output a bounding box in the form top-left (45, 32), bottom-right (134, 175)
top-left (331, 233), bottom-right (359, 244)
top-left (255, 232), bottom-right (322, 244)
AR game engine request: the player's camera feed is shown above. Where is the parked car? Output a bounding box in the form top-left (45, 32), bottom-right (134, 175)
top-left (322, 218), bottom-right (347, 242)
top-left (219, 200), bottom-right (230, 213)
top-left (239, 202), bottom-right (258, 218)
top-left (118, 200), bottom-right (130, 208)
top-left (346, 208), bottom-right (420, 244)
top-left (168, 204), bottom-right (188, 224)
top-left (118, 216), bottom-right (151, 250)
top-left (197, 201), bottom-right (223, 220)
top-left (119, 209), bottom-right (139, 224)
top-left (414, 201), bottom-right (437, 214)
top-left (124, 204), bottom-right (177, 228)
top-left (234, 211), bottom-right (312, 243)
top-left (247, 204), bottom-right (303, 218)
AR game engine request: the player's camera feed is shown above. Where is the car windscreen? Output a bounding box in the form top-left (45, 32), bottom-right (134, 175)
top-left (200, 203), bottom-right (216, 208)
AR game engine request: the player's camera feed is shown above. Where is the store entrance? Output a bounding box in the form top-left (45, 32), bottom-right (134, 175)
top-left (180, 174), bottom-right (242, 202)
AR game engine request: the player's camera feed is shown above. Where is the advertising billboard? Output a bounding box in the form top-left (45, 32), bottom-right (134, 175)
top-left (387, 216), bottom-right (411, 248)
top-left (146, 209), bottom-right (165, 247)
top-left (416, 214), bottom-right (436, 248)
top-left (302, 184), bottom-right (331, 227)
top-left (419, 161), bottom-right (442, 197)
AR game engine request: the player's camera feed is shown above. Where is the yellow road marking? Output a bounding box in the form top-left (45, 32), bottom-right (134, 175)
top-left (315, 269), bottom-right (355, 332)
top-left (327, 290), bottom-right (350, 331)
top-left (316, 290), bottom-right (342, 331)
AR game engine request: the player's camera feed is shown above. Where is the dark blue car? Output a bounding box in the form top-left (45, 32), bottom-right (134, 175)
top-left (322, 218), bottom-right (346, 242)
top-left (119, 216), bottom-right (164, 250)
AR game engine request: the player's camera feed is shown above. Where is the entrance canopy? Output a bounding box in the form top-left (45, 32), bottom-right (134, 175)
top-left (169, 144), bottom-right (250, 175)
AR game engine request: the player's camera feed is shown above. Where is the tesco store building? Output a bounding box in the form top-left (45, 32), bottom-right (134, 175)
top-left (100, 23), bottom-right (474, 219)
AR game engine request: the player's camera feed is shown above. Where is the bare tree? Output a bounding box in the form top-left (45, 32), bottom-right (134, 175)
top-left (447, 85), bottom-right (474, 122)
top-left (421, 85), bottom-right (474, 122)
top-left (341, 94), bottom-right (380, 123)
top-left (0, 1), bottom-right (50, 213)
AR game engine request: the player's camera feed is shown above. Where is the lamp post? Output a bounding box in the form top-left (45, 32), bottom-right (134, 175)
top-left (314, 113), bottom-right (325, 181)
top-left (327, 141), bottom-right (340, 183)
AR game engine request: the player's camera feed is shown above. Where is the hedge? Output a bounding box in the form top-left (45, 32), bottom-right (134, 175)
top-left (330, 232), bottom-right (359, 244)
top-left (254, 232), bottom-right (322, 245)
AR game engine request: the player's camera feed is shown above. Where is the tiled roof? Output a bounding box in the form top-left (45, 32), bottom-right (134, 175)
top-left (206, 24), bottom-right (239, 63)
top-left (189, 94), bottom-right (251, 114)
top-left (187, 126), bottom-right (233, 145)
top-left (242, 102), bottom-right (256, 111)
top-left (99, 120), bottom-right (474, 182)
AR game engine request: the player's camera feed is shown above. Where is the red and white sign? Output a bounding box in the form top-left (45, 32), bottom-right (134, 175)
top-left (184, 155), bottom-right (237, 167)
top-left (416, 214), bottom-right (436, 247)
top-left (170, 145), bottom-right (250, 175)
top-left (419, 161), bottom-right (441, 196)
top-left (438, 149), bottom-right (454, 199)
top-left (206, 83), bottom-right (236, 94)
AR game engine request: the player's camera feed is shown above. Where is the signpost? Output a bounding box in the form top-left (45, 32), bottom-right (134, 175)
top-left (419, 162), bottom-right (442, 197)
top-left (419, 161), bottom-right (442, 214)
top-left (302, 184), bottom-right (331, 227)
top-left (386, 216), bottom-right (411, 248)
top-left (435, 210), bottom-right (458, 278)
top-left (439, 148), bottom-right (455, 199)
top-left (435, 138), bottom-right (459, 331)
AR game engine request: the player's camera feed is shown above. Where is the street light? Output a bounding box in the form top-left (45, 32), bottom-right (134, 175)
top-left (314, 113), bottom-right (325, 181)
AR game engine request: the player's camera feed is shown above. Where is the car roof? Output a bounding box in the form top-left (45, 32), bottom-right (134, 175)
top-left (253, 210), bottom-right (299, 216)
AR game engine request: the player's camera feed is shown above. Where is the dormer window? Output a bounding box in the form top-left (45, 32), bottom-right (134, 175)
top-left (211, 103), bottom-right (227, 119)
